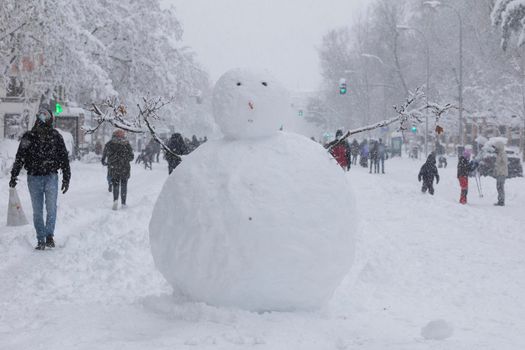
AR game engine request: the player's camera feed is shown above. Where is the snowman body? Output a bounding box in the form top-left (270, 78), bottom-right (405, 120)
top-left (149, 69), bottom-right (355, 311)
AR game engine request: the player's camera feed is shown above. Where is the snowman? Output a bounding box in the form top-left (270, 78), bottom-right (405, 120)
top-left (149, 68), bottom-right (356, 312)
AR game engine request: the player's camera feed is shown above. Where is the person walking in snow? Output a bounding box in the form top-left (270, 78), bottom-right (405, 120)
top-left (166, 133), bottom-right (189, 174)
top-left (189, 135), bottom-right (200, 153)
top-left (438, 155), bottom-right (448, 168)
top-left (493, 141), bottom-right (508, 206)
top-left (328, 129), bottom-right (351, 171)
top-left (104, 129), bottom-right (134, 210)
top-left (9, 108), bottom-right (71, 250)
top-left (378, 138), bottom-right (386, 174)
top-left (418, 152), bottom-right (439, 195)
top-left (151, 138), bottom-right (161, 163)
top-left (142, 141), bottom-right (154, 170)
top-left (369, 140), bottom-right (379, 173)
top-left (457, 149), bottom-right (475, 204)
top-left (350, 139), bottom-right (360, 165)
top-left (359, 139), bottom-right (369, 168)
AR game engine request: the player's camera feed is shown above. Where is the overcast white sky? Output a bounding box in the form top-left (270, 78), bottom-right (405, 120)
top-left (162, 0), bottom-right (365, 91)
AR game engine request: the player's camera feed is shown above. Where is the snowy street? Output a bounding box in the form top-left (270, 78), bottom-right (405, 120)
top-left (3, 1), bottom-right (525, 348)
top-left (1, 155), bottom-right (524, 350)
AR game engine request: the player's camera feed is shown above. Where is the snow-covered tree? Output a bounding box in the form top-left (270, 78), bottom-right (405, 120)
top-left (491, 0), bottom-right (525, 50)
top-left (0, 0), bottom-right (211, 129)
top-left (315, 0), bottom-right (523, 146)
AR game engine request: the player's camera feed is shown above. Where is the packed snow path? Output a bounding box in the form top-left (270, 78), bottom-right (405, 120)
top-left (1, 156), bottom-right (524, 349)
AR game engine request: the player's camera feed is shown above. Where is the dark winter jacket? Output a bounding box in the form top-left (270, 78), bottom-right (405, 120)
top-left (369, 142), bottom-right (378, 161)
top-left (11, 120), bottom-right (71, 183)
top-left (145, 140), bottom-right (160, 157)
top-left (457, 156), bottom-right (477, 178)
top-left (166, 133), bottom-right (189, 166)
top-left (378, 142), bottom-right (386, 159)
top-left (418, 154), bottom-right (439, 184)
top-left (350, 140), bottom-right (360, 156)
top-left (360, 141), bottom-right (369, 158)
top-left (151, 140), bottom-right (161, 154)
top-left (102, 137), bottom-right (134, 179)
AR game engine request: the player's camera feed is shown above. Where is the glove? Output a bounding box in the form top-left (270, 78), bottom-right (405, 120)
top-left (436, 178), bottom-right (440, 184)
top-left (61, 181), bottom-right (69, 194)
top-left (9, 177), bottom-right (17, 188)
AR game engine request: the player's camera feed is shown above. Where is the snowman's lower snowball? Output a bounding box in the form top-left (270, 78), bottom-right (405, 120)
top-left (149, 133), bottom-right (356, 311)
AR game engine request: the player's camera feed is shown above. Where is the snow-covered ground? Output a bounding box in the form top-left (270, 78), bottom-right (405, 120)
top-left (1, 156), bottom-right (524, 349)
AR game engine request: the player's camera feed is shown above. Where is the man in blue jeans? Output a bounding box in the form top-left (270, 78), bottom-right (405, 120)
top-left (9, 108), bottom-right (71, 250)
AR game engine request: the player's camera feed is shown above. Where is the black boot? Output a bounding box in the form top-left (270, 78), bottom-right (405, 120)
top-left (35, 241), bottom-right (46, 250)
top-left (46, 236), bottom-right (55, 248)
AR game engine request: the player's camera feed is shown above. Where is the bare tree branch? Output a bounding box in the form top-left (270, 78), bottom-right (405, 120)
top-left (326, 87), bottom-right (425, 150)
top-left (0, 22), bottom-right (28, 42)
top-left (138, 97), bottom-right (181, 160)
top-left (84, 96), bottom-right (181, 160)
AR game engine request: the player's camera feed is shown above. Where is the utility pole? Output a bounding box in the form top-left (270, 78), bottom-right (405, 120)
top-left (396, 25), bottom-right (430, 156)
top-left (424, 1), bottom-right (463, 147)
top-left (522, 52), bottom-right (525, 161)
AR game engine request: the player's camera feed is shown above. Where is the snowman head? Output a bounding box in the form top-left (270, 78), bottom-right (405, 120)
top-left (213, 68), bottom-right (289, 139)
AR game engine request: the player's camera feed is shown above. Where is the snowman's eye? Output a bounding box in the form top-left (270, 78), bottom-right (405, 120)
top-left (236, 82), bottom-right (242, 86)
top-left (261, 82), bottom-right (268, 86)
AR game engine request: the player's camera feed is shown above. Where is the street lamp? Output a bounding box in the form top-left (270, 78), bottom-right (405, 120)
top-left (424, 0), bottom-right (464, 147)
top-left (397, 24), bottom-right (431, 156)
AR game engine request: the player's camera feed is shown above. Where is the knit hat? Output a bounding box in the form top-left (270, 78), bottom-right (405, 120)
top-left (37, 109), bottom-right (53, 122)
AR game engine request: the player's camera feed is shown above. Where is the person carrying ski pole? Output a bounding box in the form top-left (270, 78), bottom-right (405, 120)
top-left (457, 149), bottom-right (477, 204)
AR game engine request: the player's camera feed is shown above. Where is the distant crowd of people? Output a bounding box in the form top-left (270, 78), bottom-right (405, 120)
top-left (100, 132), bottom-right (208, 210)
top-left (134, 134), bottom-right (207, 171)
top-left (323, 128), bottom-right (508, 207)
top-left (323, 129), bottom-right (387, 174)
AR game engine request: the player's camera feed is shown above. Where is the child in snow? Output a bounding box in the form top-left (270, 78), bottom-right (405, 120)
top-left (438, 155), bottom-right (447, 168)
top-left (418, 153), bottom-right (440, 195)
top-left (457, 150), bottom-right (477, 204)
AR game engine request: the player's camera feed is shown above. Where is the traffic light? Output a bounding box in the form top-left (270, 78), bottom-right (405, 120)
top-left (339, 78), bottom-right (347, 95)
top-left (298, 109), bottom-right (304, 117)
top-left (50, 99), bottom-right (63, 115)
top-left (411, 126), bottom-right (417, 133)
top-left (55, 102), bottom-right (63, 115)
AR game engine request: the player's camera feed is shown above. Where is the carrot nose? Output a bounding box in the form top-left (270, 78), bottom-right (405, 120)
top-left (248, 101), bottom-right (254, 110)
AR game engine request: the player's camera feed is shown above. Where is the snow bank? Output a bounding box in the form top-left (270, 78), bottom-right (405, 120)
top-left (149, 132), bottom-right (355, 311)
